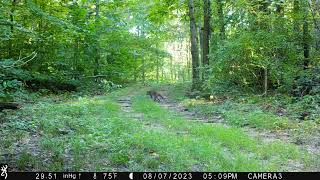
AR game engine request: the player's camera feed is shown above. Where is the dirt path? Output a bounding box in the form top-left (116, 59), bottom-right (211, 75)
top-left (117, 90), bottom-right (319, 171)
top-left (160, 101), bottom-right (224, 124)
top-left (157, 98), bottom-right (320, 170)
top-left (117, 93), bottom-right (292, 145)
top-left (156, 92), bottom-right (319, 163)
top-left (117, 97), bottom-right (132, 113)
top-left (159, 100), bottom-right (287, 140)
top-left (118, 92), bottom-right (318, 154)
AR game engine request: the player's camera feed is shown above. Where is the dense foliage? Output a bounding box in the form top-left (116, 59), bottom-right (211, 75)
top-left (205, 0), bottom-right (320, 95)
top-left (0, 0), bottom-right (171, 99)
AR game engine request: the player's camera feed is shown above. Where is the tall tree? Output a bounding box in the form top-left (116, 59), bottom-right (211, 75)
top-left (303, 2), bottom-right (310, 69)
top-left (188, 0), bottom-right (200, 89)
top-left (8, 0), bottom-right (16, 58)
top-left (309, 0), bottom-right (320, 51)
top-left (202, 0), bottom-right (211, 81)
top-left (94, 0), bottom-right (101, 76)
top-left (294, 0), bottom-right (311, 69)
top-left (254, 0), bottom-right (271, 95)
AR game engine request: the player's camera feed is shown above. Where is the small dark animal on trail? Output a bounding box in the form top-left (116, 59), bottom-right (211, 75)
top-left (147, 90), bottom-right (165, 102)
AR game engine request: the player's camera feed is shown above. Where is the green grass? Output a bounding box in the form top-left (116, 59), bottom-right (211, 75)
top-left (0, 84), bottom-right (314, 171)
top-left (222, 110), bottom-right (291, 129)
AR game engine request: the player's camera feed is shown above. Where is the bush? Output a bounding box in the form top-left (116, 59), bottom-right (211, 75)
top-left (0, 78), bottom-right (23, 100)
top-left (293, 68), bottom-right (320, 97)
top-left (206, 30), bottom-right (299, 94)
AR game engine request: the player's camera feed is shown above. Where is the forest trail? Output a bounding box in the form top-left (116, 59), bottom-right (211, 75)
top-left (150, 89), bottom-right (284, 139)
top-left (158, 97), bottom-right (292, 144)
top-left (156, 89), bottom-right (319, 161)
top-left (155, 98), bottom-right (309, 170)
top-left (113, 86), bottom-right (319, 171)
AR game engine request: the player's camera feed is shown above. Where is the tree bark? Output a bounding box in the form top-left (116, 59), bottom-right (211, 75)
top-left (94, 0), bottom-right (101, 76)
top-left (142, 51), bottom-right (145, 84)
top-left (199, 26), bottom-right (203, 79)
top-left (8, 0), bottom-right (17, 58)
top-left (264, 68), bottom-right (268, 95)
top-left (188, 0), bottom-right (200, 90)
top-left (156, 58), bottom-right (159, 83)
top-left (186, 41), bottom-right (191, 81)
top-left (303, 5), bottom-right (310, 69)
top-left (202, 0), bottom-right (211, 81)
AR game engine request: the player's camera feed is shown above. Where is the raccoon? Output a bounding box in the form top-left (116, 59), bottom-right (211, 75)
top-left (146, 90), bottom-right (165, 102)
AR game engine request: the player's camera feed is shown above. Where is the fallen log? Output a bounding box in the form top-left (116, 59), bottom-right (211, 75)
top-left (25, 78), bottom-right (77, 92)
top-left (0, 102), bottom-right (20, 111)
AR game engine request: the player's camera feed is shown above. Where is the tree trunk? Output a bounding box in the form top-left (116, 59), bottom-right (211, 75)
top-left (202, 0), bottom-right (211, 81)
top-left (217, 0), bottom-right (225, 39)
top-left (186, 41), bottom-right (191, 81)
top-left (256, 0), bottom-right (270, 94)
top-left (188, 0), bottom-right (200, 90)
top-left (300, 0), bottom-right (310, 69)
top-left (8, 0), bottom-right (16, 58)
top-left (199, 25), bottom-right (203, 71)
top-left (34, 0), bottom-right (44, 72)
top-left (156, 58), bottom-right (159, 83)
top-left (94, 0), bottom-right (100, 76)
top-left (142, 51), bottom-right (145, 84)
top-left (303, 7), bottom-right (310, 69)
top-left (310, 0), bottom-right (320, 51)
top-left (264, 68), bottom-right (268, 95)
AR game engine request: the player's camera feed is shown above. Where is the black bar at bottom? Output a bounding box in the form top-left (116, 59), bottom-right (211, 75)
top-left (0, 172), bottom-right (319, 180)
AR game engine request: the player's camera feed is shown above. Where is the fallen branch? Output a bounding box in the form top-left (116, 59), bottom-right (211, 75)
top-left (84, 75), bottom-right (108, 78)
top-left (2, 51), bottom-right (38, 69)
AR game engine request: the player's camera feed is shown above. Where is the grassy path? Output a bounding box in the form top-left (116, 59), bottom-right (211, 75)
top-left (0, 85), bottom-right (315, 171)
